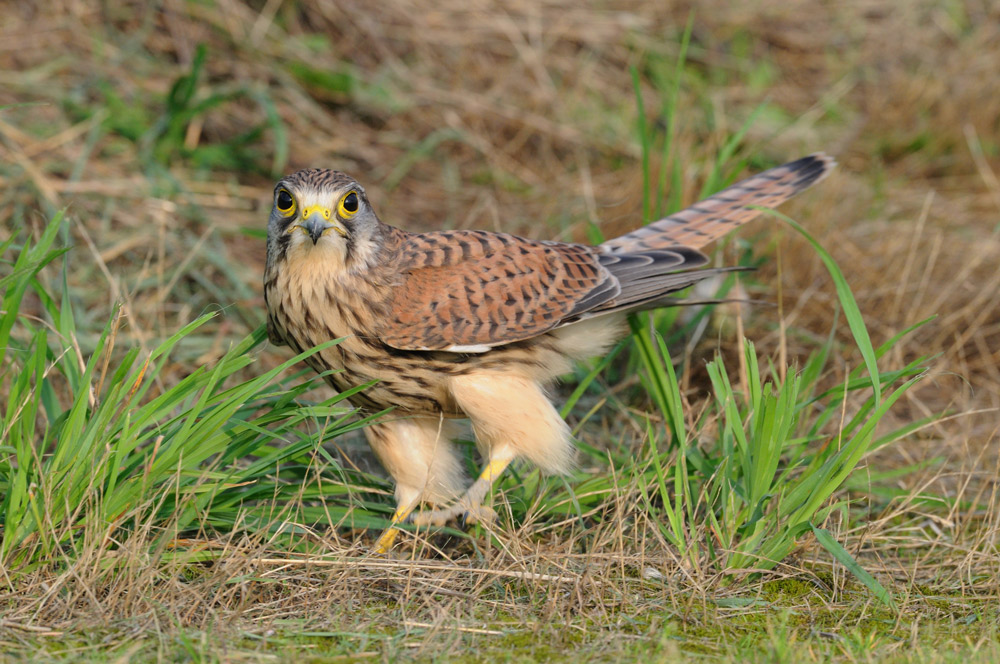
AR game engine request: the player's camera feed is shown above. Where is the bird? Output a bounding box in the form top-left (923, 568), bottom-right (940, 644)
top-left (263, 153), bottom-right (835, 553)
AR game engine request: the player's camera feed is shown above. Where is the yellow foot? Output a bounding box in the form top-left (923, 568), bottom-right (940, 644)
top-left (372, 527), bottom-right (400, 554)
top-left (372, 499), bottom-right (419, 554)
top-left (410, 508), bottom-right (450, 528)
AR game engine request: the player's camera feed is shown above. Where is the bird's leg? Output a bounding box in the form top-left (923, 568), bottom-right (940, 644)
top-left (372, 486), bottom-right (420, 554)
top-left (364, 417), bottom-right (464, 553)
top-left (460, 445), bottom-right (518, 523)
top-left (413, 371), bottom-right (572, 529)
top-left (412, 445), bottom-right (517, 527)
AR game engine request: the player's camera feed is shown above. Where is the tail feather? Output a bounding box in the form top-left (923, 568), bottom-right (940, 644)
top-left (578, 266), bottom-right (752, 319)
top-left (601, 153), bottom-right (836, 254)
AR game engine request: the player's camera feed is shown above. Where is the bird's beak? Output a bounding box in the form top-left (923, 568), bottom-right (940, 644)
top-left (302, 218), bottom-right (331, 244)
top-left (299, 205), bottom-right (347, 244)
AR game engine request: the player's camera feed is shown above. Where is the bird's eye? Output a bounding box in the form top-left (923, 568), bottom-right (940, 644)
top-left (338, 191), bottom-right (359, 217)
top-left (276, 189), bottom-right (296, 216)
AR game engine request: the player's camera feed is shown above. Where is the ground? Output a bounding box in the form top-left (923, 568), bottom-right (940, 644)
top-left (1, 1), bottom-right (999, 661)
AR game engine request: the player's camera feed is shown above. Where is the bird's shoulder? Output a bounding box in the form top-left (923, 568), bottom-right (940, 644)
top-left (395, 228), bottom-right (601, 271)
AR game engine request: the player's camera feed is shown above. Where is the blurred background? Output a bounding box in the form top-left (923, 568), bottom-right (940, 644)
top-left (2, 0), bottom-right (998, 483)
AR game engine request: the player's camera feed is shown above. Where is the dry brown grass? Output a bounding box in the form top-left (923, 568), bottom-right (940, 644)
top-left (2, 0), bottom-right (1000, 660)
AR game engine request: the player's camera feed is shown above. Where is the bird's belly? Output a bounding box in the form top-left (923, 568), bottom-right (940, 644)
top-left (314, 336), bottom-right (459, 415)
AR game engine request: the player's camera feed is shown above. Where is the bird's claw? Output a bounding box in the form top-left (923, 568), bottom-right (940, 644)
top-left (458, 504), bottom-right (497, 528)
top-left (412, 503), bottom-right (497, 529)
top-left (410, 508), bottom-right (451, 528)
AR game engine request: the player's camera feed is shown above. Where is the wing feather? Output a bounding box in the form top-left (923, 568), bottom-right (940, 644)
top-left (380, 231), bottom-right (620, 351)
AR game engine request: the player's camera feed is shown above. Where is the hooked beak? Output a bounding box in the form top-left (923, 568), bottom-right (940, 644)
top-left (299, 205), bottom-right (347, 244)
top-left (302, 218), bottom-right (331, 244)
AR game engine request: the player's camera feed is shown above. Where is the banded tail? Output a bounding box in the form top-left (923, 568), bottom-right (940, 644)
top-left (602, 153), bottom-right (836, 254)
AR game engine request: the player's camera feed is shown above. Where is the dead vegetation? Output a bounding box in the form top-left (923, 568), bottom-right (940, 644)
top-left (1, 0), bottom-right (1000, 660)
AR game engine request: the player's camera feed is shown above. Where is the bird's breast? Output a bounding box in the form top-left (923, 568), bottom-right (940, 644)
top-left (268, 256), bottom-right (374, 353)
top-left (266, 256), bottom-right (458, 413)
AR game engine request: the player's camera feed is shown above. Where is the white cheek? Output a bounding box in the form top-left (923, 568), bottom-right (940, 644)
top-left (345, 234), bottom-right (380, 270)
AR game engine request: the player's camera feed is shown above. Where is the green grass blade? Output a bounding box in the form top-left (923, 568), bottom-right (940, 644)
top-left (811, 523), bottom-right (897, 611)
top-left (763, 208), bottom-right (881, 406)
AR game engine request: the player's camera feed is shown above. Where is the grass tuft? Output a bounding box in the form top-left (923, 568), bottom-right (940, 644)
top-left (1, 215), bottom-right (390, 572)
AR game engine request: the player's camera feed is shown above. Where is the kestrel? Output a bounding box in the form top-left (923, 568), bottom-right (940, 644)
top-left (263, 153), bottom-right (835, 552)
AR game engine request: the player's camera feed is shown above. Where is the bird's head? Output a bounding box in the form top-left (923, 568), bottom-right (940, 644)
top-left (266, 169), bottom-right (383, 272)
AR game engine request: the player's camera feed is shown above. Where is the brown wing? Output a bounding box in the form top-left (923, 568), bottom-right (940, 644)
top-left (380, 230), bottom-right (720, 352)
top-left (380, 231), bottom-right (621, 351)
top-left (601, 153), bottom-right (835, 253)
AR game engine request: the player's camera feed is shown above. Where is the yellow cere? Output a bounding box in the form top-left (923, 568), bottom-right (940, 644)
top-left (302, 204), bottom-right (332, 220)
